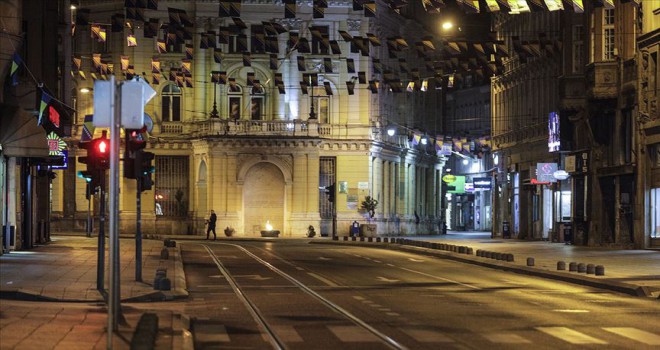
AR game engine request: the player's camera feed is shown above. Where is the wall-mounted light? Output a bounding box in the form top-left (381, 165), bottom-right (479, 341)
top-left (386, 126), bottom-right (396, 136)
top-left (79, 87), bottom-right (92, 94)
top-left (462, 159), bottom-right (469, 165)
top-left (421, 137), bottom-right (428, 145)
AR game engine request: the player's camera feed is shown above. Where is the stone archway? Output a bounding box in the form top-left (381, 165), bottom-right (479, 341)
top-left (243, 162), bottom-right (285, 236)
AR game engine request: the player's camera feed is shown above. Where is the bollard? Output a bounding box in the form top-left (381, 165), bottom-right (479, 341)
top-left (484, 251), bottom-right (491, 258)
top-left (526, 257), bottom-right (535, 266)
top-left (160, 248), bottom-right (169, 260)
top-left (494, 253), bottom-right (502, 260)
top-left (466, 247), bottom-right (473, 255)
top-left (577, 263), bottom-right (586, 273)
top-left (557, 261), bottom-right (566, 270)
top-left (458, 246), bottom-right (466, 254)
top-left (595, 265), bottom-right (605, 276)
top-left (506, 253), bottom-right (514, 262)
top-left (476, 249), bottom-right (482, 257)
top-left (569, 262), bottom-right (577, 272)
top-left (586, 264), bottom-right (595, 274)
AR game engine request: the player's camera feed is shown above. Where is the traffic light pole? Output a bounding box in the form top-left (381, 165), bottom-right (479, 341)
top-left (135, 179), bottom-right (142, 282)
top-left (107, 76), bottom-right (122, 347)
top-left (97, 180), bottom-right (105, 292)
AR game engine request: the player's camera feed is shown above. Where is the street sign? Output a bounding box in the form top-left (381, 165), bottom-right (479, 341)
top-left (92, 79), bottom-right (115, 127)
top-left (442, 174), bottom-right (456, 183)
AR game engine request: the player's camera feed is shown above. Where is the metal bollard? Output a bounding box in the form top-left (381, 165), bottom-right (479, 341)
top-left (557, 261), bottom-right (566, 270)
top-left (586, 264), bottom-right (595, 274)
top-left (595, 265), bottom-right (605, 276)
top-left (526, 257), bottom-right (535, 266)
top-left (569, 262), bottom-right (577, 272)
top-left (577, 263), bottom-right (586, 273)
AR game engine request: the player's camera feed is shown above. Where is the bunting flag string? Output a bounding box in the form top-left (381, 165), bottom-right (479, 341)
top-left (10, 53), bottom-right (22, 86)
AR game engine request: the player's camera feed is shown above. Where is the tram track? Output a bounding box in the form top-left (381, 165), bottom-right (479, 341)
top-left (198, 243), bottom-right (408, 350)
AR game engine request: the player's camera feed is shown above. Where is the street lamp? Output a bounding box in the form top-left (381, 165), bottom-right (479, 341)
top-left (308, 74), bottom-right (317, 120)
top-left (209, 71), bottom-right (220, 118)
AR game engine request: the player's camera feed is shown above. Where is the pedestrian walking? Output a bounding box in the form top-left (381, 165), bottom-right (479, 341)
top-left (206, 210), bottom-right (217, 240)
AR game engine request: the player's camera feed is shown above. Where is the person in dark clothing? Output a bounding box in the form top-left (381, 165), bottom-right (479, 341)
top-left (206, 210), bottom-right (217, 240)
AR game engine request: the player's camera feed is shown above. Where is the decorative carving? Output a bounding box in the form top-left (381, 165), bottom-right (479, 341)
top-left (273, 18), bottom-right (302, 31)
top-left (347, 19), bottom-right (361, 31)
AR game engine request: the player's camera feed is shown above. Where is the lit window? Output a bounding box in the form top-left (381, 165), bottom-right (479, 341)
top-left (161, 84), bottom-right (181, 122)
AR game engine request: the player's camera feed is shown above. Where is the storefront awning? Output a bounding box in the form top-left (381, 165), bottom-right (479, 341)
top-left (0, 103), bottom-right (49, 158)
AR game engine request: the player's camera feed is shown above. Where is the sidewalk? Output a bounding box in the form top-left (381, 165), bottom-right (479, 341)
top-left (317, 231), bottom-right (660, 298)
top-left (0, 234), bottom-right (188, 302)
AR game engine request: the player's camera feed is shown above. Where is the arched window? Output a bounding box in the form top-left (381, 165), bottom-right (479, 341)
top-left (227, 79), bottom-right (242, 120)
top-left (161, 84), bottom-right (182, 122)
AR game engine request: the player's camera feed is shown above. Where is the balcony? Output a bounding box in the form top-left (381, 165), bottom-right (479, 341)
top-left (585, 61), bottom-right (619, 99)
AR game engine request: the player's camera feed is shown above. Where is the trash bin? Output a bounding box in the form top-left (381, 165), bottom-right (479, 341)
top-left (502, 221), bottom-right (511, 238)
top-left (350, 221), bottom-right (360, 237)
top-left (563, 222), bottom-right (572, 245)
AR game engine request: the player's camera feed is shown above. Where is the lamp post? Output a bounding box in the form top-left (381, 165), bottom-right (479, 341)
top-left (210, 71), bottom-right (220, 118)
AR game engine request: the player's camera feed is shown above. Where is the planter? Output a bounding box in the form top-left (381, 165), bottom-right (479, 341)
top-left (260, 230), bottom-right (280, 237)
top-left (224, 228), bottom-right (234, 237)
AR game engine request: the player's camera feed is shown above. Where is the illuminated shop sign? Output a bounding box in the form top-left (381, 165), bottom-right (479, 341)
top-left (473, 177), bottom-right (492, 189)
top-left (536, 163), bottom-right (558, 183)
top-left (548, 111), bottom-right (560, 152)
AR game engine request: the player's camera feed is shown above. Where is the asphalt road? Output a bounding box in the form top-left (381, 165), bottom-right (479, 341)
top-left (180, 240), bottom-right (660, 350)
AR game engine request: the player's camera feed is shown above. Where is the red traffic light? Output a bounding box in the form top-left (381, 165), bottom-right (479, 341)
top-left (97, 139), bottom-right (108, 154)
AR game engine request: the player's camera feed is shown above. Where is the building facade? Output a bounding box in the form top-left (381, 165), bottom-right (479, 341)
top-left (49, 0), bottom-right (447, 238)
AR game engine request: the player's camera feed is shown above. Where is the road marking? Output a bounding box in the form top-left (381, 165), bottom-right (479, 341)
top-left (295, 266), bottom-right (305, 271)
top-left (234, 274), bottom-right (271, 281)
top-left (352, 296), bottom-right (365, 301)
top-left (401, 329), bottom-right (454, 343)
top-left (408, 258), bottom-right (425, 262)
top-left (307, 272), bottom-right (339, 287)
top-left (553, 309), bottom-right (590, 313)
top-left (328, 326), bottom-right (381, 342)
top-left (536, 327), bottom-right (607, 344)
top-left (603, 327), bottom-right (660, 345)
top-left (319, 256), bottom-right (332, 260)
top-left (386, 263), bottom-right (395, 267)
top-left (207, 275), bottom-right (225, 279)
top-left (482, 333), bottom-right (531, 344)
top-left (397, 266), bottom-right (480, 290)
top-left (194, 324), bottom-right (231, 342)
top-left (386, 312), bottom-right (400, 316)
top-left (376, 276), bottom-right (400, 283)
top-left (272, 325), bottom-right (304, 342)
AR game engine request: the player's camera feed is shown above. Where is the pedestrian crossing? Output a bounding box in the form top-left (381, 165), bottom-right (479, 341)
top-left (194, 324), bottom-right (660, 347)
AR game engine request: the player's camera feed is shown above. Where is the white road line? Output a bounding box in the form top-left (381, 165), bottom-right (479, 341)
top-left (307, 272), bottom-right (339, 287)
top-left (603, 327), bottom-right (660, 345)
top-left (536, 327), bottom-right (608, 344)
top-left (272, 325), bottom-right (304, 342)
top-left (352, 295), bottom-right (365, 301)
top-left (295, 267), bottom-right (305, 271)
top-left (386, 312), bottom-right (400, 316)
top-left (401, 329), bottom-right (454, 343)
top-left (553, 309), bottom-right (590, 313)
top-left (329, 326), bottom-right (381, 342)
top-left (482, 333), bottom-right (531, 344)
top-left (194, 324), bottom-right (231, 342)
top-left (386, 263), bottom-right (395, 267)
top-left (397, 266), bottom-right (481, 290)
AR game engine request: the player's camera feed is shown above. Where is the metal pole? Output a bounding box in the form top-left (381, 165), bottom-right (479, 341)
top-left (87, 184), bottom-right (92, 237)
top-left (135, 179), bottom-right (142, 282)
top-left (107, 76), bottom-right (121, 348)
top-left (97, 182), bottom-right (104, 291)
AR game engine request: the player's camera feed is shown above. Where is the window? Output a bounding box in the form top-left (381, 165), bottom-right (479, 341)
top-left (228, 82), bottom-right (242, 120)
top-left (161, 84), bottom-right (182, 122)
top-left (250, 85), bottom-right (265, 120)
top-left (572, 25), bottom-right (584, 74)
top-left (603, 9), bottom-right (615, 60)
top-left (315, 96), bottom-right (329, 123)
top-left (319, 157), bottom-right (336, 219)
top-left (228, 25), bottom-right (244, 54)
top-left (155, 156), bottom-right (189, 217)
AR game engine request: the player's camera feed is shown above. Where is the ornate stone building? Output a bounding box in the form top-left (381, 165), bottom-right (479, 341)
top-left (50, 0), bottom-right (447, 237)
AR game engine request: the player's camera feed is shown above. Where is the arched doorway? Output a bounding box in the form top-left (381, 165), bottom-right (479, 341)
top-left (243, 162), bottom-right (284, 235)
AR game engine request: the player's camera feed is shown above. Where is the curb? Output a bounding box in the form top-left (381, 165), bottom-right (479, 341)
top-left (310, 240), bottom-right (652, 297)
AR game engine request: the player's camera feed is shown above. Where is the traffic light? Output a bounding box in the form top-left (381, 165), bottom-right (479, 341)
top-left (77, 170), bottom-right (99, 192)
top-left (123, 128), bottom-right (147, 179)
top-left (325, 183), bottom-right (335, 203)
top-left (93, 133), bottom-right (110, 170)
top-left (135, 150), bottom-right (155, 191)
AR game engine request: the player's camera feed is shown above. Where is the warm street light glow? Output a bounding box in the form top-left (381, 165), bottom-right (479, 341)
top-left (265, 221), bottom-right (273, 231)
top-left (442, 21), bottom-right (454, 31)
top-left (80, 87), bottom-right (91, 93)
